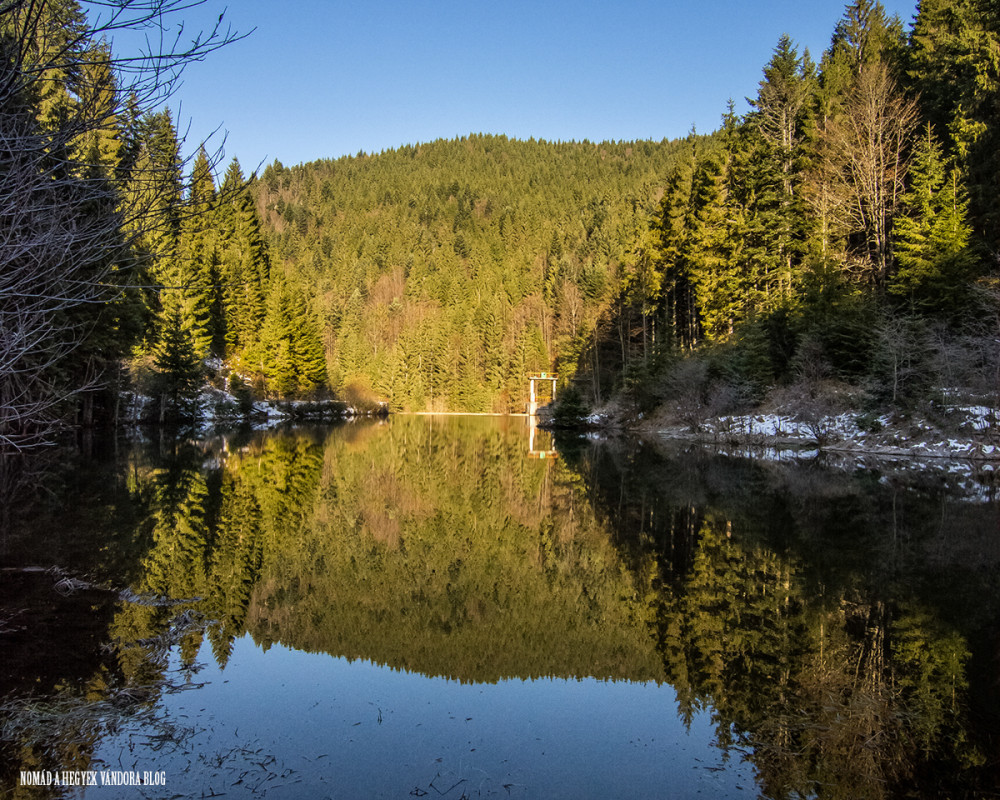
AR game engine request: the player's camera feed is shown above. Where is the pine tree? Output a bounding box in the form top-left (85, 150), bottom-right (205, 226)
top-left (891, 127), bottom-right (975, 313)
top-left (654, 137), bottom-right (701, 349)
top-left (153, 306), bottom-right (203, 422)
top-left (177, 146), bottom-right (220, 358)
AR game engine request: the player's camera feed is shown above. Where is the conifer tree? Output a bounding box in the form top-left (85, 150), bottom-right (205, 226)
top-left (153, 306), bottom-right (203, 422)
top-left (259, 275), bottom-right (329, 398)
top-left (891, 127), bottom-right (975, 313)
top-left (289, 285), bottom-right (329, 396)
top-left (177, 146), bottom-right (220, 358)
top-left (218, 159), bottom-right (269, 356)
top-left (752, 34), bottom-right (811, 187)
top-left (747, 36), bottom-right (813, 300)
top-left (687, 151), bottom-right (738, 341)
top-left (654, 138), bottom-right (701, 349)
top-left (137, 109), bottom-right (183, 262)
top-left (908, 0), bottom-right (1000, 248)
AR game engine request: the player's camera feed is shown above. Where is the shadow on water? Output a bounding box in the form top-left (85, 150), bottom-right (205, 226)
top-left (0, 418), bottom-right (998, 798)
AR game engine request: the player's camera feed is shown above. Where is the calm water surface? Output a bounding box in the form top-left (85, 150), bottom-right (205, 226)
top-left (0, 416), bottom-right (997, 798)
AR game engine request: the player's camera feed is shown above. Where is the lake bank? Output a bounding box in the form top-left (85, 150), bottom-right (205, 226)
top-left (547, 396), bottom-right (1000, 461)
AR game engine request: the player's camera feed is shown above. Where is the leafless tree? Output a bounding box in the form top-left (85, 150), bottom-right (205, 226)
top-left (0, 0), bottom-right (240, 449)
top-left (823, 61), bottom-right (918, 286)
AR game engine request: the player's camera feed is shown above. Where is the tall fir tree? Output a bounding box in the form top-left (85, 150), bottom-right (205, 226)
top-left (177, 146), bottom-right (220, 358)
top-left (654, 136), bottom-right (702, 349)
top-left (153, 306), bottom-right (203, 422)
top-left (891, 127), bottom-right (975, 313)
top-left (218, 159), bottom-right (269, 357)
top-left (687, 149), bottom-right (738, 341)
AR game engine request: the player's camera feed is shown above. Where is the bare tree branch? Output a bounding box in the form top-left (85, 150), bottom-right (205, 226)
top-left (0, 0), bottom-right (242, 449)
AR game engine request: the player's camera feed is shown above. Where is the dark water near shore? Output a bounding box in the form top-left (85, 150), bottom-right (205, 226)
top-left (1, 416), bottom-right (998, 798)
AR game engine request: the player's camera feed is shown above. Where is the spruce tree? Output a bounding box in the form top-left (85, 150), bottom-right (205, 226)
top-left (654, 138), bottom-right (701, 349)
top-left (891, 127), bottom-right (975, 314)
top-left (178, 146), bottom-right (220, 358)
top-left (218, 159), bottom-right (269, 357)
top-left (289, 286), bottom-right (329, 396)
top-left (687, 151), bottom-right (738, 341)
top-left (153, 306), bottom-right (203, 422)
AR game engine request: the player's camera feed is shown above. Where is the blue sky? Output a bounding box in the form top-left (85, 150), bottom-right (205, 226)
top-left (156, 0), bottom-right (920, 173)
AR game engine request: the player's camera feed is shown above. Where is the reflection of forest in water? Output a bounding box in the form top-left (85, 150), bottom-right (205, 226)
top-left (556, 434), bottom-right (1000, 798)
top-left (1, 417), bottom-right (998, 798)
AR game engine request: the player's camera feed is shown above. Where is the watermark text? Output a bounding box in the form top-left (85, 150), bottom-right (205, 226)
top-left (20, 770), bottom-right (167, 788)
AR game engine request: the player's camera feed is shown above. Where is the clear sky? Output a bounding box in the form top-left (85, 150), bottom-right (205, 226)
top-left (153, 0), bottom-right (920, 173)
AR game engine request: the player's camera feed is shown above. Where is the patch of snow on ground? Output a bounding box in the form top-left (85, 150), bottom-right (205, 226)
top-left (652, 403), bottom-right (1000, 502)
top-left (954, 406), bottom-right (996, 431)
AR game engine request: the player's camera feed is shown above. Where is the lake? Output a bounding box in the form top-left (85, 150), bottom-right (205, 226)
top-left (1, 416), bottom-right (997, 798)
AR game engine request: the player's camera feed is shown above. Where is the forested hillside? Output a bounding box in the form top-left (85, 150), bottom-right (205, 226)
top-left (3, 0), bottom-right (1000, 445)
top-left (252, 136), bottom-right (687, 411)
top-left (252, 0), bottom-right (1000, 420)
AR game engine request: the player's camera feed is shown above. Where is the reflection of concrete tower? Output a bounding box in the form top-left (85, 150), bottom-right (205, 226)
top-left (527, 372), bottom-right (557, 416)
top-left (527, 415), bottom-right (557, 459)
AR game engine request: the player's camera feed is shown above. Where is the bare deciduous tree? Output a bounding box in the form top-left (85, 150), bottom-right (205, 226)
top-left (823, 61), bottom-right (918, 286)
top-left (0, 0), bottom-right (239, 449)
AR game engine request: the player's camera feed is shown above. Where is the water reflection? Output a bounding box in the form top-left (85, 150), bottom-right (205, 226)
top-left (560, 434), bottom-right (1000, 799)
top-left (0, 418), bottom-right (997, 798)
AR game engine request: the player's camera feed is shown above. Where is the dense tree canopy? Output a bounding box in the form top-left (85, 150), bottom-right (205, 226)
top-left (3, 0), bottom-right (1000, 438)
top-left (251, 136), bottom-right (686, 411)
top-left (602, 0), bottom-right (1000, 414)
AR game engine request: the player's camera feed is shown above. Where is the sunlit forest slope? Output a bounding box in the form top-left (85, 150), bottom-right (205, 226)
top-left (252, 136), bottom-right (688, 411)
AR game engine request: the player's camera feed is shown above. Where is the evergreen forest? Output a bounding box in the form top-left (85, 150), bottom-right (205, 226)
top-left (2, 0), bottom-right (1000, 443)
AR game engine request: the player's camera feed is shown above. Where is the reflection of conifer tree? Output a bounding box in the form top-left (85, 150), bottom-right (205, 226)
top-left (107, 448), bottom-right (212, 682)
top-left (145, 462), bottom-right (210, 599)
top-left (659, 515), bottom-right (805, 744)
top-left (135, 456), bottom-right (211, 668)
top-left (892, 600), bottom-right (975, 760)
top-left (617, 468), bottom-right (986, 799)
top-left (206, 477), bottom-right (264, 667)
